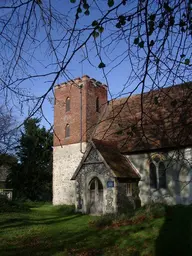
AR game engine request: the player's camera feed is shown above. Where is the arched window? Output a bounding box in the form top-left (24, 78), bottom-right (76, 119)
top-left (149, 158), bottom-right (167, 189)
top-left (96, 97), bottom-right (99, 112)
top-left (65, 124), bottom-right (70, 138)
top-left (89, 177), bottom-right (103, 191)
top-left (66, 97), bottom-right (70, 112)
top-left (159, 162), bottom-right (166, 189)
top-left (150, 162), bottom-right (157, 189)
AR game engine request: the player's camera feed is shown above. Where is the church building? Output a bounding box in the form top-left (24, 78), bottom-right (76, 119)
top-left (53, 75), bottom-right (192, 215)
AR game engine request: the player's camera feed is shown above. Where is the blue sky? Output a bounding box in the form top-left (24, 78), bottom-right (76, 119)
top-left (9, 0), bottom-right (137, 129)
top-left (2, 0), bottom-right (190, 130)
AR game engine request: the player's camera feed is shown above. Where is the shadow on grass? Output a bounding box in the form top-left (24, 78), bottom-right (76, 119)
top-left (0, 214), bottom-right (82, 230)
top-left (0, 202), bottom-right (123, 256)
top-left (0, 216), bottom-right (120, 256)
top-left (156, 205), bottom-right (192, 256)
top-left (0, 229), bottom-right (120, 256)
top-left (0, 204), bottom-right (81, 232)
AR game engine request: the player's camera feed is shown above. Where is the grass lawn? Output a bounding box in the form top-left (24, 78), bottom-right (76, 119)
top-left (0, 202), bottom-right (192, 256)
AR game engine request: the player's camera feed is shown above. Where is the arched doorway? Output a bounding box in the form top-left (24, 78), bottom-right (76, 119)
top-left (89, 177), bottom-right (103, 214)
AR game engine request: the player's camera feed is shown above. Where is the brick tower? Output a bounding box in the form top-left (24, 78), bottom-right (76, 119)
top-left (53, 75), bottom-right (108, 205)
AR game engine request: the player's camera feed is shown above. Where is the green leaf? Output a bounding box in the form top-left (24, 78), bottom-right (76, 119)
top-left (108, 0), bottom-right (114, 7)
top-left (116, 22), bottom-right (121, 28)
top-left (169, 16), bottom-right (175, 26)
top-left (119, 15), bottom-right (126, 25)
top-left (83, 3), bottom-right (89, 9)
top-left (92, 20), bottom-right (98, 27)
top-left (122, 0), bottom-right (126, 5)
top-left (155, 58), bottom-right (160, 64)
top-left (116, 130), bottom-right (123, 135)
top-left (77, 7), bottom-right (82, 13)
top-left (163, 2), bottom-right (172, 12)
top-left (98, 62), bottom-right (106, 68)
top-left (179, 19), bottom-right (186, 27)
top-left (148, 20), bottom-right (154, 35)
top-left (138, 41), bottom-right (144, 48)
top-left (180, 54), bottom-right (185, 59)
top-left (149, 14), bottom-right (156, 21)
top-left (98, 26), bottom-right (104, 33)
top-left (70, 0), bottom-right (76, 3)
top-left (127, 131), bottom-right (133, 136)
top-left (184, 58), bottom-right (190, 65)
top-left (148, 20), bottom-right (154, 29)
top-left (92, 31), bottom-right (99, 38)
top-left (149, 40), bottom-right (155, 46)
top-left (84, 10), bottom-right (90, 16)
top-left (159, 20), bottom-right (164, 29)
top-left (134, 37), bottom-right (139, 45)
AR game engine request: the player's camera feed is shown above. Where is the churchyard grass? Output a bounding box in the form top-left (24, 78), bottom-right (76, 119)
top-left (0, 202), bottom-right (191, 256)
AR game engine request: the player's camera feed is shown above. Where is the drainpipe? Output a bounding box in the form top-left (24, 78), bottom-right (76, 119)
top-left (79, 84), bottom-right (83, 153)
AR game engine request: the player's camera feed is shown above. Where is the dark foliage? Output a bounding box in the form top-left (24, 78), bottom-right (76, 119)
top-left (0, 195), bottom-right (30, 213)
top-left (7, 118), bottom-right (53, 201)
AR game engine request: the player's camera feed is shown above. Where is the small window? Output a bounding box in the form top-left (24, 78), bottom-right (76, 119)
top-left (65, 124), bottom-right (70, 138)
top-left (150, 162), bottom-right (157, 189)
top-left (96, 97), bottom-right (99, 112)
top-left (127, 183), bottom-right (133, 196)
top-left (159, 162), bottom-right (166, 189)
top-left (90, 181), bottom-right (95, 190)
top-left (66, 97), bottom-right (70, 112)
top-left (89, 177), bottom-right (103, 191)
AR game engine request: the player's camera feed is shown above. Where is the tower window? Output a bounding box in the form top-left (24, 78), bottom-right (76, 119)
top-left (66, 97), bottom-right (70, 112)
top-left (96, 97), bottom-right (99, 112)
top-left (65, 124), bottom-right (70, 138)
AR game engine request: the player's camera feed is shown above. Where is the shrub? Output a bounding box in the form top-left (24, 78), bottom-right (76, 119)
top-left (89, 214), bottom-right (114, 228)
top-left (90, 204), bottom-right (166, 229)
top-left (0, 196), bottom-right (30, 213)
top-left (133, 203), bottom-right (166, 221)
top-left (54, 205), bottom-right (76, 216)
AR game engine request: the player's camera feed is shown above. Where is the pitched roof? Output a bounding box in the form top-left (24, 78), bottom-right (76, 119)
top-left (92, 139), bottom-right (140, 179)
top-left (93, 82), bottom-right (192, 153)
top-left (71, 139), bottom-right (140, 180)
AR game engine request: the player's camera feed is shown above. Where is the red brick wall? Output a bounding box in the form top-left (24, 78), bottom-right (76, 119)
top-left (85, 79), bottom-right (108, 140)
top-left (53, 76), bottom-right (108, 147)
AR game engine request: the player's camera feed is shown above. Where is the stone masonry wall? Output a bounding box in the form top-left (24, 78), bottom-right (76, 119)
top-left (75, 148), bottom-right (117, 214)
top-left (116, 181), bottom-right (140, 213)
top-left (127, 148), bottom-right (192, 206)
top-left (53, 143), bottom-right (86, 205)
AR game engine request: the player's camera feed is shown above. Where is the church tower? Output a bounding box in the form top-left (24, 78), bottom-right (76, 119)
top-left (53, 75), bottom-right (108, 205)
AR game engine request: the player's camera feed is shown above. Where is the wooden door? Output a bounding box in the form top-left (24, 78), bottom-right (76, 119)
top-left (89, 178), bottom-right (103, 214)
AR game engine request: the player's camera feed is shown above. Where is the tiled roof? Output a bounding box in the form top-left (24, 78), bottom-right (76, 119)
top-left (93, 82), bottom-right (192, 153)
top-left (71, 139), bottom-right (140, 180)
top-left (92, 139), bottom-right (140, 179)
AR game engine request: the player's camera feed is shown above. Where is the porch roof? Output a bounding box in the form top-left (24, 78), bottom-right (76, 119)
top-left (71, 139), bottom-right (140, 180)
top-left (92, 139), bottom-right (140, 179)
